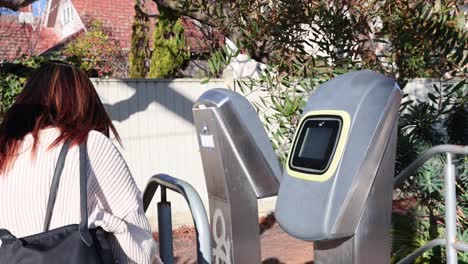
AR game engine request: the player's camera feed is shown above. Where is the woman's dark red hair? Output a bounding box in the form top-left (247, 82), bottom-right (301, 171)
top-left (0, 61), bottom-right (120, 173)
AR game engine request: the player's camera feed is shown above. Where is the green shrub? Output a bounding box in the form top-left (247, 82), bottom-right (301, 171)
top-left (129, 3), bottom-right (151, 78)
top-left (0, 55), bottom-right (55, 117)
top-left (64, 21), bottom-right (127, 77)
top-left (0, 74), bottom-right (22, 116)
top-left (148, 9), bottom-right (189, 78)
top-left (393, 79), bottom-right (467, 263)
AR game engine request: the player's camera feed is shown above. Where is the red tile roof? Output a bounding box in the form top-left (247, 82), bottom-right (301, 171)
top-left (72, 0), bottom-right (136, 49)
top-left (35, 26), bottom-right (61, 53)
top-left (0, 16), bottom-right (31, 61)
top-left (0, 15), bottom-right (62, 61)
top-left (0, 0), bottom-right (223, 62)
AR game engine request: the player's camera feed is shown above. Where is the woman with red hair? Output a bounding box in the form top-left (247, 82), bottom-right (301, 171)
top-left (0, 62), bottom-right (160, 263)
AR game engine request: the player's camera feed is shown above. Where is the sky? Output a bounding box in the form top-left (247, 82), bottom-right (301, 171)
top-left (0, 0), bottom-right (48, 16)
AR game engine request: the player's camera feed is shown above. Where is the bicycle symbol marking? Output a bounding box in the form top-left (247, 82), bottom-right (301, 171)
top-left (212, 208), bottom-right (231, 264)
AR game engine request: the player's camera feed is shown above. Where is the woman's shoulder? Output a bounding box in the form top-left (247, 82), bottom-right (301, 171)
top-left (86, 130), bottom-right (122, 158)
top-left (87, 130), bottom-right (119, 148)
top-left (85, 131), bottom-right (138, 209)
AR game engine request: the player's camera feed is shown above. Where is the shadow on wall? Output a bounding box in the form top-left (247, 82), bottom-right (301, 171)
top-left (99, 80), bottom-right (196, 124)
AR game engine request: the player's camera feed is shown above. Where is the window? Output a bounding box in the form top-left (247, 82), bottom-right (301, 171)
top-left (62, 5), bottom-right (73, 25)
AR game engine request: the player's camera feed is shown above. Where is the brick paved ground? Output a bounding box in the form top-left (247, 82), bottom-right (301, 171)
top-left (160, 214), bottom-right (314, 264)
top-left (260, 222), bottom-right (314, 264)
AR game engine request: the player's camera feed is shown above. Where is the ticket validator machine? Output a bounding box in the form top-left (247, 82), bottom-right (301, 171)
top-left (193, 89), bottom-right (283, 264)
top-left (275, 70), bottom-right (402, 263)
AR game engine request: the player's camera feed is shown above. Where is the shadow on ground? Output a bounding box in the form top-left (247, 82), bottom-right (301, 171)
top-left (155, 213), bottom-right (314, 263)
top-left (262, 257), bottom-right (314, 264)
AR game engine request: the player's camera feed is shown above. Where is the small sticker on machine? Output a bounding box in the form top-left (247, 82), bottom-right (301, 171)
top-left (200, 134), bottom-right (215, 148)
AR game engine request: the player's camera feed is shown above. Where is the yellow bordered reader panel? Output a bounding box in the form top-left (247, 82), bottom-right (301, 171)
top-left (286, 110), bottom-right (350, 182)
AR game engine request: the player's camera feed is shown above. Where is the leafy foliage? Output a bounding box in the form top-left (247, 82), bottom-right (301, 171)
top-left (393, 79), bottom-right (467, 263)
top-left (129, 3), bottom-right (151, 78)
top-left (0, 55), bottom-right (57, 117)
top-left (63, 21), bottom-right (127, 77)
top-left (148, 8), bottom-right (189, 78)
top-left (391, 204), bottom-right (439, 264)
top-left (377, 0), bottom-right (468, 85)
top-left (0, 74), bottom-right (22, 117)
top-left (200, 0), bottom-right (466, 154)
top-left (0, 21), bottom-right (130, 117)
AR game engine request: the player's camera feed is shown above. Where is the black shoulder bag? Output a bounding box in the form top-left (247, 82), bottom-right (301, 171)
top-left (0, 143), bottom-right (115, 264)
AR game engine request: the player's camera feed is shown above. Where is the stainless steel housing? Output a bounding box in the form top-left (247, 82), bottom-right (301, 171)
top-left (193, 88), bottom-right (282, 264)
top-left (275, 70), bottom-right (402, 264)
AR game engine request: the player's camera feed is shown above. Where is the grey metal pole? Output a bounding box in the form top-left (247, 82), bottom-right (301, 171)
top-left (445, 153), bottom-right (458, 264)
top-left (158, 187), bottom-right (174, 264)
top-left (143, 174), bottom-right (211, 264)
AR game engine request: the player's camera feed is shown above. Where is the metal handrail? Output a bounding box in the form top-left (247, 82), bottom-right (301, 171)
top-left (396, 239), bottom-right (446, 264)
top-left (143, 173), bottom-right (211, 264)
top-left (454, 241), bottom-right (468, 252)
top-left (395, 145), bottom-right (468, 264)
top-left (394, 144), bottom-right (468, 186)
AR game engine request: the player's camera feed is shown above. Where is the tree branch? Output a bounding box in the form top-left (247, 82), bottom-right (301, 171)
top-left (152, 0), bottom-right (244, 48)
top-left (154, 0), bottom-right (217, 27)
top-left (0, 0), bottom-right (38, 11)
top-left (135, 0), bottom-right (160, 18)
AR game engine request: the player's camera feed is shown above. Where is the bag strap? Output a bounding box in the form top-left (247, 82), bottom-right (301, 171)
top-left (43, 141), bottom-right (71, 232)
top-left (43, 141), bottom-right (93, 246)
top-left (79, 143), bottom-right (93, 246)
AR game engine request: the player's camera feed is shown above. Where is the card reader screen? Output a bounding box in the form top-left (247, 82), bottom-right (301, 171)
top-left (290, 117), bottom-right (341, 173)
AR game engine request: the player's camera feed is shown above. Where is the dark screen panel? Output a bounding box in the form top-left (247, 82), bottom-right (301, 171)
top-left (298, 127), bottom-right (333, 160)
top-left (290, 117), bottom-right (342, 174)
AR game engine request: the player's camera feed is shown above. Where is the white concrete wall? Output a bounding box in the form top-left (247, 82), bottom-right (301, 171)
top-left (93, 78), bottom-right (228, 228)
top-left (403, 78), bottom-right (460, 102)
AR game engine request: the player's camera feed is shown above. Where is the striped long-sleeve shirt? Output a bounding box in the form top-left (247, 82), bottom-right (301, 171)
top-left (0, 127), bottom-right (161, 264)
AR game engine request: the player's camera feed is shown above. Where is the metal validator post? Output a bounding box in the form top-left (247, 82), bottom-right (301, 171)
top-left (193, 89), bottom-right (282, 264)
top-left (275, 70), bottom-right (402, 264)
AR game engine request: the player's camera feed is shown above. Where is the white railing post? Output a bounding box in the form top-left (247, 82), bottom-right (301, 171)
top-left (445, 152), bottom-right (458, 264)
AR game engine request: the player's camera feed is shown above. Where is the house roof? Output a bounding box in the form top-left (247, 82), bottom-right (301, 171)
top-left (0, 15), bottom-right (59, 61)
top-left (0, 0), bottom-right (223, 62)
top-left (35, 26), bottom-right (61, 53)
top-left (0, 15), bottom-right (30, 61)
top-left (71, 0), bottom-right (136, 50)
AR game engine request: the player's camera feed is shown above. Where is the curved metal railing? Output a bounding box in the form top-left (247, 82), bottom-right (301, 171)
top-left (143, 173), bottom-right (211, 264)
top-left (394, 145), bottom-right (468, 185)
top-left (394, 145), bottom-right (468, 264)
